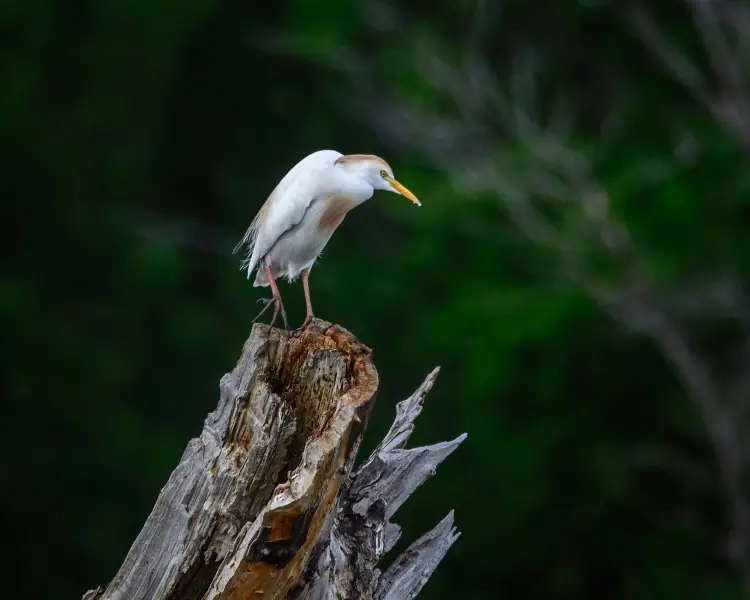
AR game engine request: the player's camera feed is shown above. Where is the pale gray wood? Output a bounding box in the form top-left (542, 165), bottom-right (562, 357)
top-left (83, 322), bottom-right (465, 600)
top-left (285, 367), bottom-right (466, 600)
top-left (375, 511), bottom-right (461, 600)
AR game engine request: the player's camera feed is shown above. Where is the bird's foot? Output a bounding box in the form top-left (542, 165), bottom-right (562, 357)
top-left (292, 314), bottom-right (316, 334)
top-left (252, 296), bottom-right (289, 330)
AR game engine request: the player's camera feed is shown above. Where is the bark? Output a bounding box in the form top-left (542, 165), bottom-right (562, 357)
top-left (82, 318), bottom-right (465, 600)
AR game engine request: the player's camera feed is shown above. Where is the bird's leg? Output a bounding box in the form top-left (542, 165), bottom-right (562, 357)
top-left (266, 266), bottom-right (288, 330)
top-left (301, 268), bottom-right (314, 327)
top-left (252, 266), bottom-right (288, 330)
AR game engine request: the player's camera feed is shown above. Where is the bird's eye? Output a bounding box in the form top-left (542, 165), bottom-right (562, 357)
top-left (380, 170), bottom-right (388, 178)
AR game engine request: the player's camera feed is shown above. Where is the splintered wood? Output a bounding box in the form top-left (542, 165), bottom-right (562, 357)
top-left (83, 319), bottom-right (465, 600)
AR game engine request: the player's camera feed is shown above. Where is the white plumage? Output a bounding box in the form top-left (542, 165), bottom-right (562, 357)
top-left (234, 149), bottom-right (420, 328)
top-left (236, 150), bottom-right (343, 284)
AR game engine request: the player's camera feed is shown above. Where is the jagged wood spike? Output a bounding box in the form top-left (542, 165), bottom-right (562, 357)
top-left (289, 369), bottom-right (467, 599)
top-left (350, 436), bottom-right (467, 521)
top-left (375, 511), bottom-right (461, 600)
top-left (375, 366), bottom-right (441, 454)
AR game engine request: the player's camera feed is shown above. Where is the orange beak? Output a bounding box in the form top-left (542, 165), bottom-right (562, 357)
top-left (386, 177), bottom-right (421, 207)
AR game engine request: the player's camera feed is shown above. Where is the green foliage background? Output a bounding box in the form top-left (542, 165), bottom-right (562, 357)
top-left (3, 1), bottom-right (749, 598)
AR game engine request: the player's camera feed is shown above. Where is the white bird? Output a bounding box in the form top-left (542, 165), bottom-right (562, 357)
top-left (233, 150), bottom-right (421, 329)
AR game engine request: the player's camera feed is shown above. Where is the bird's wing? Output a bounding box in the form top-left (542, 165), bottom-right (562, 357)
top-left (234, 150), bottom-right (343, 277)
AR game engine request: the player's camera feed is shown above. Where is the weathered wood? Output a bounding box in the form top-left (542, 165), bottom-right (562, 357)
top-left (288, 367), bottom-right (466, 600)
top-left (83, 319), bottom-right (465, 600)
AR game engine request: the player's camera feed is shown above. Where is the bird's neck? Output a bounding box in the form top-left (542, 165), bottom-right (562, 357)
top-left (333, 171), bottom-right (373, 203)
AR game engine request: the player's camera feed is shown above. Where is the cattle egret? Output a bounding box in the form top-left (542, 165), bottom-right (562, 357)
top-left (233, 150), bottom-right (421, 329)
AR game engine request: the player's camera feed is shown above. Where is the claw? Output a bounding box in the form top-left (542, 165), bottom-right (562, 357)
top-left (254, 265), bottom-right (290, 330)
top-left (252, 296), bottom-right (289, 330)
top-left (252, 297), bottom-right (275, 324)
top-left (292, 315), bottom-right (314, 334)
top-left (276, 302), bottom-right (289, 330)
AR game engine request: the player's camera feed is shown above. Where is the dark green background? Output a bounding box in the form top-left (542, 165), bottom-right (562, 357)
top-left (4, 1), bottom-right (750, 598)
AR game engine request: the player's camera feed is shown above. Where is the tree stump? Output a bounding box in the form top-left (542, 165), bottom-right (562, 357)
top-left (82, 319), bottom-right (466, 600)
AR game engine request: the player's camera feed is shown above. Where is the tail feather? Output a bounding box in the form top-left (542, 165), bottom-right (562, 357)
top-left (233, 220), bottom-right (261, 280)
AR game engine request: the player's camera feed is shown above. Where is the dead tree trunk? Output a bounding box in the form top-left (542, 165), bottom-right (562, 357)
top-left (82, 319), bottom-right (466, 600)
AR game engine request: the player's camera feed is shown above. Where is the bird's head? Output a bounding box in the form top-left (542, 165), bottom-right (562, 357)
top-left (335, 154), bottom-right (421, 206)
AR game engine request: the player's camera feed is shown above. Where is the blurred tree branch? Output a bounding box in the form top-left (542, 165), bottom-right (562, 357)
top-left (625, 0), bottom-right (750, 150)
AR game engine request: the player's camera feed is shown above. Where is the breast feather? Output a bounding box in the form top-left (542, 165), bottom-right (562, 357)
top-left (317, 194), bottom-right (358, 235)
